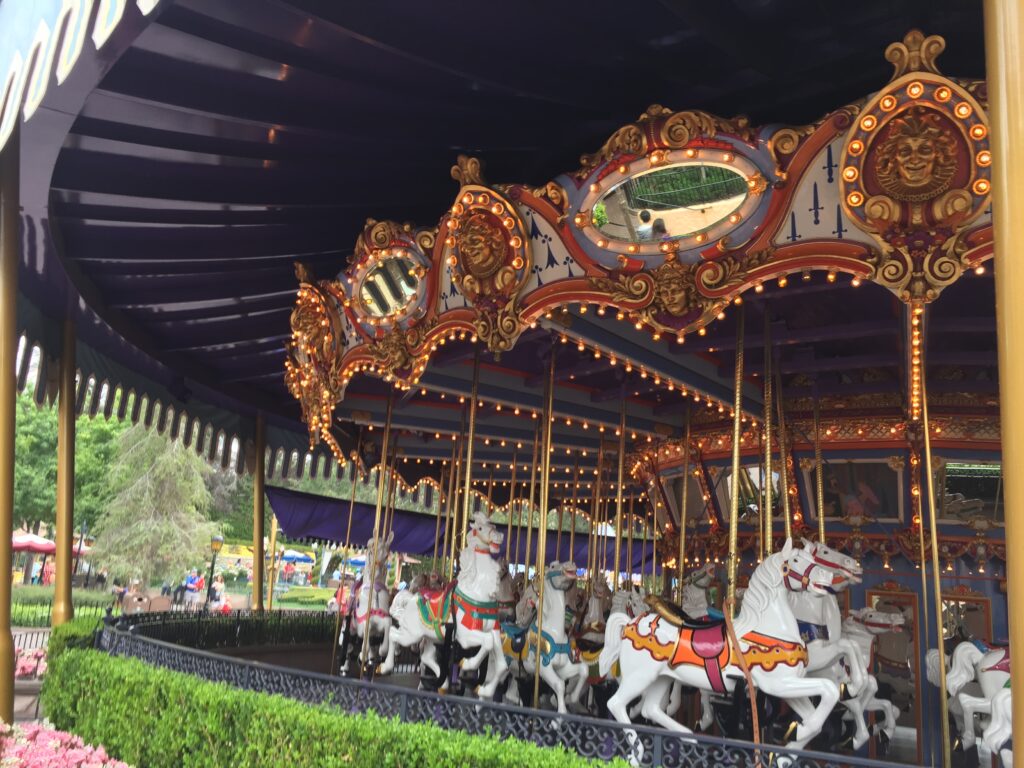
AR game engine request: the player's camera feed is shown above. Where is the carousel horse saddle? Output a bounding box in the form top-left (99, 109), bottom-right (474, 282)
top-left (574, 635), bottom-right (604, 654)
top-left (502, 622), bottom-right (531, 656)
top-left (646, 594), bottom-right (727, 631)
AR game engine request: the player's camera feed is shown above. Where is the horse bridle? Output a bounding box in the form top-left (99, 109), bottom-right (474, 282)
top-left (782, 559), bottom-right (820, 592)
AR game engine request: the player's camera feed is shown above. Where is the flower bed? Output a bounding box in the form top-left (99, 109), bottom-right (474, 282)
top-left (0, 721), bottom-right (132, 767)
top-left (15, 648), bottom-right (47, 680)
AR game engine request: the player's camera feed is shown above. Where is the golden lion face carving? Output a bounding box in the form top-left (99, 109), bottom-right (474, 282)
top-left (459, 212), bottom-right (507, 280)
top-left (874, 107), bottom-right (957, 202)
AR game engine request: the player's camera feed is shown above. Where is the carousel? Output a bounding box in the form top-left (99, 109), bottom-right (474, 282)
top-left (280, 28), bottom-right (1009, 768)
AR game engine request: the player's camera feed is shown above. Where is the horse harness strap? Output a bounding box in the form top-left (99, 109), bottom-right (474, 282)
top-left (783, 561), bottom-right (817, 592)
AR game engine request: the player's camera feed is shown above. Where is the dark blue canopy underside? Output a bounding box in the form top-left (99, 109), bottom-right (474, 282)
top-left (266, 485), bottom-right (662, 574)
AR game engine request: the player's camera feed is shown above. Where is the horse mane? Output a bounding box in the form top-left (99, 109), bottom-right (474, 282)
top-left (458, 531), bottom-right (479, 582)
top-left (736, 551), bottom-right (782, 631)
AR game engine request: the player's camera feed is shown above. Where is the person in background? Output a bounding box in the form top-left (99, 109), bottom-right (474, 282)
top-left (635, 209), bottom-right (653, 240)
top-left (184, 568), bottom-right (200, 607)
top-left (172, 572), bottom-right (188, 605)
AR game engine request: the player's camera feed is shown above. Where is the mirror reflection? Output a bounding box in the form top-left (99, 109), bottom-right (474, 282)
top-left (594, 163), bottom-right (748, 242)
top-left (937, 460), bottom-right (1002, 523)
top-left (359, 254), bottom-right (421, 318)
top-left (870, 593), bottom-right (920, 764)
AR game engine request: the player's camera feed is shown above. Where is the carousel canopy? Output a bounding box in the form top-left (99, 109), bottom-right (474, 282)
top-left (1, 0), bottom-right (988, 491)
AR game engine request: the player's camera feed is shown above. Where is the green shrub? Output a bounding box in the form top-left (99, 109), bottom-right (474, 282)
top-left (47, 615), bottom-right (100, 664)
top-left (44, 650), bottom-right (624, 768)
top-left (12, 585), bottom-right (114, 607)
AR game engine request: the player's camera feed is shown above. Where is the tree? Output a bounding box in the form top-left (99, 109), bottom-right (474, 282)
top-left (207, 468), bottom-right (254, 542)
top-left (14, 392), bottom-right (57, 533)
top-left (75, 403), bottom-right (128, 531)
top-left (90, 424), bottom-right (218, 586)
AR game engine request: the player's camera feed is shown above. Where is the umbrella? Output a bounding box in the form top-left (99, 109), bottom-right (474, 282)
top-left (280, 549), bottom-right (314, 564)
top-left (12, 534), bottom-right (55, 555)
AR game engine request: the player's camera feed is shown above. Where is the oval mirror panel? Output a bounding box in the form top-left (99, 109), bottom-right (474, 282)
top-left (358, 254), bottom-right (421, 318)
top-left (594, 163), bottom-right (748, 242)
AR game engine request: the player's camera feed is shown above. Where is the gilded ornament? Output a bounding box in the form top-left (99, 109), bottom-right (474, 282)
top-left (451, 154), bottom-right (487, 186)
top-left (885, 29), bottom-right (946, 80)
top-left (874, 107), bottom-right (958, 203)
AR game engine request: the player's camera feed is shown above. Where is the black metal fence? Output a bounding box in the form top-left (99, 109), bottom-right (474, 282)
top-left (100, 618), bottom-right (904, 768)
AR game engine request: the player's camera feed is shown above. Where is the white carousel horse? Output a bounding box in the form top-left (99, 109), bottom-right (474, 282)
top-left (600, 539), bottom-right (841, 754)
top-left (984, 687), bottom-right (1013, 768)
top-left (927, 647), bottom-right (969, 735)
top-left (947, 640), bottom-right (1011, 750)
top-left (786, 539), bottom-right (868, 698)
top-left (499, 561), bottom-right (591, 713)
top-left (343, 530), bottom-right (394, 667)
top-left (836, 607), bottom-right (905, 744)
top-left (379, 511), bottom-right (507, 698)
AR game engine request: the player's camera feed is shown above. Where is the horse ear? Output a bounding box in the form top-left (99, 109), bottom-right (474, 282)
top-left (800, 537), bottom-right (813, 549)
top-left (781, 538), bottom-right (794, 557)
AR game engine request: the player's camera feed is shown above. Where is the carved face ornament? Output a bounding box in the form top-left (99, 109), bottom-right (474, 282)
top-left (459, 213), bottom-right (507, 280)
top-left (874, 107), bottom-right (957, 202)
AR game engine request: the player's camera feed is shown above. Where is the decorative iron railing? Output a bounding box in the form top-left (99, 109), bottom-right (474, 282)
top-left (100, 620), bottom-right (904, 768)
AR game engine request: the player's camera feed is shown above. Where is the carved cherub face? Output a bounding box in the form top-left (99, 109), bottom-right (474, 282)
top-left (458, 213), bottom-right (506, 280)
top-left (894, 135), bottom-right (937, 188)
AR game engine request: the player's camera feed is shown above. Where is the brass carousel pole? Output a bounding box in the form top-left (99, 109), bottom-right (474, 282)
top-left (587, 442), bottom-right (605, 586)
top-left (627, 494), bottom-right (636, 587)
top-left (677, 407), bottom-right (691, 602)
top-left (640, 517), bottom-right (649, 592)
top-left (568, 458), bottom-right (580, 562)
top-left (331, 432), bottom-right (363, 674)
top-left (432, 460), bottom-right (449, 569)
top-left (523, 421), bottom-right (540, 577)
top-left (253, 414), bottom-right (267, 612)
top-left (727, 305), bottom-right (745, 615)
top-left (53, 318), bottom-right (75, 627)
top-left (460, 349), bottom-right (482, 550)
top-left (504, 447), bottom-right (519, 561)
top-left (919, 306), bottom-right (952, 767)
top-left (986, 3), bottom-right (1024, 745)
top-left (813, 386), bottom-right (826, 545)
top-left (382, 438), bottom-right (400, 538)
top-left (532, 346), bottom-right (556, 709)
top-left (652, 515), bottom-right (661, 595)
top-left (775, 360), bottom-right (792, 540)
top-left (443, 429), bottom-right (461, 581)
top-left (613, 399), bottom-right (627, 590)
top-left (361, 390), bottom-right (394, 670)
top-left (763, 316), bottom-right (774, 555)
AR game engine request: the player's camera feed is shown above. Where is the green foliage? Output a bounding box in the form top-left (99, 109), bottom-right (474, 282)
top-left (12, 585), bottom-right (113, 607)
top-left (274, 586), bottom-right (334, 607)
top-left (14, 392), bottom-right (58, 531)
top-left (10, 587), bottom-right (114, 627)
top-left (45, 650), bottom-right (620, 768)
top-left (47, 615), bottom-right (100, 664)
top-left (90, 425), bottom-right (218, 586)
top-left (75, 408), bottom-right (128, 529)
top-left (592, 202), bottom-right (609, 227)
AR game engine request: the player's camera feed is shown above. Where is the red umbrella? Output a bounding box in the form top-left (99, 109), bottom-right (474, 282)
top-left (11, 535), bottom-right (91, 555)
top-left (12, 534), bottom-right (55, 555)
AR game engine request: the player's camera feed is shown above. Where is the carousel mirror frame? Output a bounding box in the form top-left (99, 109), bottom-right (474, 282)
top-left (569, 146), bottom-right (773, 269)
top-left (346, 244), bottom-right (430, 331)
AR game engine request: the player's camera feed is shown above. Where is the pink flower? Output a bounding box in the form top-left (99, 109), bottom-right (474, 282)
top-left (0, 723), bottom-right (132, 767)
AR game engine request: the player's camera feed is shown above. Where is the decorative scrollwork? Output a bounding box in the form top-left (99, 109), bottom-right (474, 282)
top-left (588, 271), bottom-right (654, 308)
top-left (885, 29), bottom-right (946, 80)
top-left (697, 249), bottom-right (774, 294)
top-left (450, 154), bottom-right (487, 186)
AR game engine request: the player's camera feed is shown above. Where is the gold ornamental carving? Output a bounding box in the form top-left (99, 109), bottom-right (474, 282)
top-left (575, 104), bottom-right (755, 180)
top-left (840, 30), bottom-right (991, 304)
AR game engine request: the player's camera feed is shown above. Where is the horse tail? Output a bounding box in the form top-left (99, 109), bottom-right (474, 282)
top-left (947, 641), bottom-right (983, 697)
top-left (983, 687), bottom-right (1013, 755)
top-left (599, 612), bottom-right (629, 677)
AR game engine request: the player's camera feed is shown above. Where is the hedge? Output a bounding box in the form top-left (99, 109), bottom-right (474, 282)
top-left (47, 615), bottom-right (100, 664)
top-left (43, 650), bottom-right (627, 768)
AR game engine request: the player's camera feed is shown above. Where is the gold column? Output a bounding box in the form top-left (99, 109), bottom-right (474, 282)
top-left (567, 456), bottom-right (580, 561)
top-left (727, 305), bottom-right (745, 614)
top-left (331, 433), bottom-right (360, 674)
top-left (504, 447), bottom-right (518, 553)
top-left (52, 319), bottom-right (75, 627)
top-left (523, 421), bottom-right (540, 575)
top-left (613, 399), bottom-right (626, 590)
top-left (627, 494), bottom-right (635, 586)
top-left (763, 316), bottom-right (774, 555)
top-left (432, 462), bottom-right (448, 561)
top-left (919, 306), bottom-right (952, 767)
top-left (252, 414), bottom-right (267, 611)
top-left (587, 442), bottom-right (604, 580)
top-left (532, 347), bottom-right (556, 708)
top-left (640, 517), bottom-right (648, 591)
top-left (813, 389), bottom-right (826, 544)
top-left (460, 350), bottom-right (481, 549)
top-left (985, 1), bottom-right (1024, 746)
top-left (775, 362), bottom-right (792, 540)
top-left (361, 390), bottom-right (394, 667)
top-left (0, 127), bottom-right (19, 723)
top-left (267, 515), bottom-right (279, 611)
top-left (382, 438), bottom-right (400, 537)
top-left (676, 407), bottom-right (691, 602)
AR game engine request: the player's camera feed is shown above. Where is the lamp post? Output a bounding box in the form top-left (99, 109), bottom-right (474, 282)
top-left (205, 535), bottom-right (224, 610)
